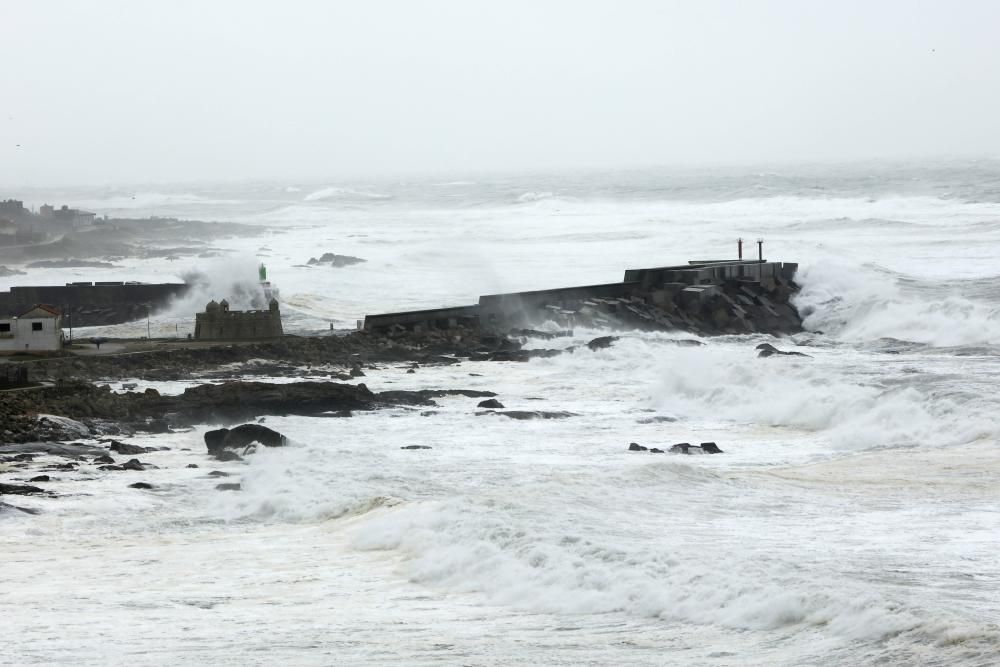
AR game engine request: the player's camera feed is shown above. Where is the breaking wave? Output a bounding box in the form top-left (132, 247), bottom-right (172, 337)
top-left (794, 260), bottom-right (1000, 346)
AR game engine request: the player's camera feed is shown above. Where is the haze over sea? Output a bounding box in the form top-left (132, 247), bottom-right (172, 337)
top-left (3, 160), bottom-right (1000, 665)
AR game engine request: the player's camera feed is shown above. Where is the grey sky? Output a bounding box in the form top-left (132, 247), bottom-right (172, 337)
top-left (2, 0), bottom-right (998, 185)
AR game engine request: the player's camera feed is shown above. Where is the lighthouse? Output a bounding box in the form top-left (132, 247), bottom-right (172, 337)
top-left (259, 262), bottom-right (275, 303)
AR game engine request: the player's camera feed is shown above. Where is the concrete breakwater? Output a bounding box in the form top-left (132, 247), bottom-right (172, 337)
top-left (364, 259), bottom-right (802, 336)
top-left (0, 282), bottom-right (188, 327)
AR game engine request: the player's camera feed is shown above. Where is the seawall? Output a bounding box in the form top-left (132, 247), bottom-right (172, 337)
top-left (0, 282), bottom-right (189, 327)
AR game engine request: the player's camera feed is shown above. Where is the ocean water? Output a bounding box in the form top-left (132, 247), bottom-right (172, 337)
top-left (2, 161), bottom-right (1000, 665)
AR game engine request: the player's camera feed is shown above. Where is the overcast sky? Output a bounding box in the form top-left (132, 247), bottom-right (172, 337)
top-left (2, 0), bottom-right (998, 186)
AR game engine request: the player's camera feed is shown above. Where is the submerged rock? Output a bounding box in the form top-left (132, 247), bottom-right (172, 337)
top-left (128, 482), bottom-right (154, 489)
top-left (215, 483), bottom-right (242, 491)
top-left (477, 398), bottom-right (505, 409)
top-left (400, 445), bottom-right (432, 450)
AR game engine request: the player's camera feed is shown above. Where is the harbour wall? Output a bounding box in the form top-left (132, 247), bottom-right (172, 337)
top-left (0, 282), bottom-right (189, 327)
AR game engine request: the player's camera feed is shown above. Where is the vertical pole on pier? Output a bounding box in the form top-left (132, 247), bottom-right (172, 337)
top-left (146, 304), bottom-right (151, 340)
top-left (757, 239), bottom-right (764, 261)
top-left (737, 238), bottom-right (743, 260)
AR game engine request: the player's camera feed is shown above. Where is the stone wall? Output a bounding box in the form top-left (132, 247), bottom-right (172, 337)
top-left (0, 283), bottom-right (189, 327)
top-left (194, 300), bottom-right (283, 340)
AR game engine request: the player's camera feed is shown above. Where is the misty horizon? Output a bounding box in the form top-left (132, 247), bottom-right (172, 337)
top-left (3, 0), bottom-right (999, 187)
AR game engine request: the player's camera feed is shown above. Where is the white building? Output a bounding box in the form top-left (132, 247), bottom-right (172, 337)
top-left (0, 304), bottom-right (64, 354)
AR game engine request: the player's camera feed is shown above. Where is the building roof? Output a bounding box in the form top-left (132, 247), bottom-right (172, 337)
top-left (19, 303), bottom-right (61, 318)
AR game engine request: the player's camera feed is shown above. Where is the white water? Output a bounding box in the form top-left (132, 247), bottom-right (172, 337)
top-left (3, 163), bottom-right (1000, 665)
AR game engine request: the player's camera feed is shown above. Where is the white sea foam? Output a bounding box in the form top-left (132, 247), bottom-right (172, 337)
top-left (5, 167), bottom-right (1000, 665)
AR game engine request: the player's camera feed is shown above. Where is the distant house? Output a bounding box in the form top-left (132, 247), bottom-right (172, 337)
top-left (51, 205), bottom-right (96, 229)
top-left (0, 304), bottom-right (65, 354)
top-left (0, 199), bottom-right (25, 218)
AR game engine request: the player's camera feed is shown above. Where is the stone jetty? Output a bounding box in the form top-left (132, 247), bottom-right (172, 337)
top-left (364, 258), bottom-right (802, 336)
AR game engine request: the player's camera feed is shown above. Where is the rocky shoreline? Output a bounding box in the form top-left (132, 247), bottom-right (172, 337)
top-left (1, 322), bottom-right (815, 513)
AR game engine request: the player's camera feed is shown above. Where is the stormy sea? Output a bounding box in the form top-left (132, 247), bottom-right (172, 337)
top-left (2, 160), bottom-right (999, 666)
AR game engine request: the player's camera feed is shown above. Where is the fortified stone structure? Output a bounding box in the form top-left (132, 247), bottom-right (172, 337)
top-left (194, 298), bottom-right (283, 340)
top-left (363, 258), bottom-right (803, 337)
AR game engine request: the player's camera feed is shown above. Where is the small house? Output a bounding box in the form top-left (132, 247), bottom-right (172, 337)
top-left (0, 304), bottom-right (65, 354)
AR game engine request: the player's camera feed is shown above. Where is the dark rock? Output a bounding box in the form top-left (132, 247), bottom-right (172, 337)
top-left (350, 365), bottom-right (365, 378)
top-left (207, 470), bottom-right (230, 477)
top-left (99, 465), bottom-right (124, 471)
top-left (700, 442), bottom-right (724, 454)
top-left (28, 475), bottom-right (50, 482)
top-left (121, 458), bottom-right (145, 471)
top-left (204, 428), bottom-right (230, 452)
top-left (14, 453), bottom-right (35, 461)
top-left (400, 445), bottom-right (432, 450)
top-left (628, 442), bottom-right (648, 451)
top-left (637, 415), bottom-right (677, 424)
top-left (587, 336), bottom-right (619, 351)
top-left (144, 388), bottom-right (160, 397)
top-left (649, 448), bottom-right (664, 453)
top-left (214, 450), bottom-right (243, 462)
top-left (92, 454), bottom-right (116, 464)
top-left (478, 410), bottom-right (576, 420)
top-left (186, 464), bottom-right (199, 468)
top-left (669, 443), bottom-right (692, 454)
top-left (0, 442), bottom-right (106, 458)
top-left (215, 483), bottom-right (242, 491)
top-left (0, 501), bottom-right (40, 515)
top-left (477, 398), bottom-right (505, 409)
top-left (220, 424), bottom-right (287, 451)
top-left (145, 419), bottom-right (171, 433)
top-left (108, 441), bottom-right (154, 455)
top-left (756, 343), bottom-right (811, 358)
top-left (0, 482), bottom-right (44, 495)
top-left (129, 482), bottom-right (154, 489)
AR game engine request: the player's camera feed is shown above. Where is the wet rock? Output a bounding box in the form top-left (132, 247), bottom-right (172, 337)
top-left (700, 442), bottom-right (724, 454)
top-left (400, 445), bottom-right (432, 450)
top-left (128, 482), bottom-right (154, 489)
top-left (210, 424), bottom-right (287, 454)
top-left (0, 501), bottom-right (40, 515)
top-left (756, 343), bottom-right (811, 358)
top-left (207, 470), bottom-right (230, 477)
top-left (477, 398), bottom-right (505, 409)
top-left (28, 475), bottom-right (50, 483)
top-left (215, 483), bottom-right (242, 491)
top-left (214, 450), bottom-right (243, 462)
top-left (108, 441), bottom-right (154, 455)
top-left (587, 335), bottom-right (619, 351)
top-left (0, 482), bottom-right (45, 495)
top-left (637, 415), bottom-right (677, 424)
top-left (669, 443), bottom-right (693, 454)
top-left (478, 410), bottom-right (577, 420)
top-left (204, 428), bottom-right (229, 452)
top-left (628, 442), bottom-right (648, 451)
top-left (145, 419), bottom-right (172, 433)
top-left (350, 365), bottom-right (365, 378)
top-left (120, 458), bottom-right (146, 471)
top-left (186, 464), bottom-right (199, 469)
top-left (92, 454), bottom-right (116, 464)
